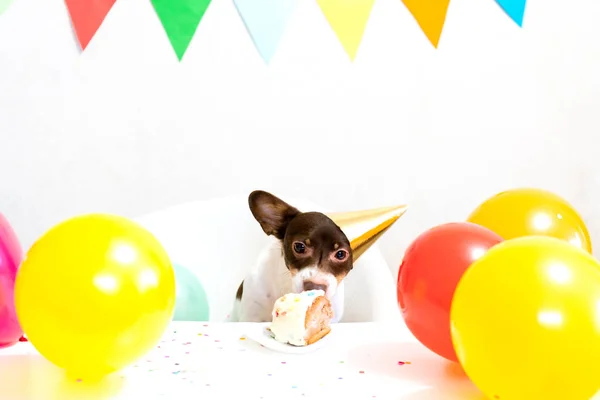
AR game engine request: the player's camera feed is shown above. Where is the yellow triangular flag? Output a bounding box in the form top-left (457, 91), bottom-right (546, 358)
top-left (317, 0), bottom-right (375, 61)
top-left (402, 0), bottom-right (451, 48)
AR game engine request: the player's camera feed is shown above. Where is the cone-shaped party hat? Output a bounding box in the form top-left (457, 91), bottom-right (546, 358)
top-left (326, 204), bottom-right (408, 261)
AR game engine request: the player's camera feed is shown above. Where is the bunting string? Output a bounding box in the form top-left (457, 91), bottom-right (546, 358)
top-left (12, 0), bottom-right (526, 61)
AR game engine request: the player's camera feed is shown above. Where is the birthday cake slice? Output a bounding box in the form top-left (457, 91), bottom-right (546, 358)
top-left (267, 290), bottom-right (333, 346)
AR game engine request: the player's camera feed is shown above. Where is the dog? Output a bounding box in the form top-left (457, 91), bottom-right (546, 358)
top-left (229, 190), bottom-right (354, 323)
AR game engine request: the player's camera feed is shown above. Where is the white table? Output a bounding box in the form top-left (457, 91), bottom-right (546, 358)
top-left (0, 322), bottom-right (483, 400)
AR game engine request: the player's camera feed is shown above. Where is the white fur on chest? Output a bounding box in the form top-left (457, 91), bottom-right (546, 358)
top-left (231, 238), bottom-right (345, 323)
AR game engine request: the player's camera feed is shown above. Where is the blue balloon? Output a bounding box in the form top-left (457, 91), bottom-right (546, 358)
top-left (172, 263), bottom-right (210, 321)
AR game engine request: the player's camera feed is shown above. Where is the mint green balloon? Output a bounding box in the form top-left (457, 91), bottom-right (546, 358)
top-left (172, 263), bottom-right (209, 321)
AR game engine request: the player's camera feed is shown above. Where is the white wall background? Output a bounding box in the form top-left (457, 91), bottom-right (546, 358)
top-left (1, 0), bottom-right (599, 277)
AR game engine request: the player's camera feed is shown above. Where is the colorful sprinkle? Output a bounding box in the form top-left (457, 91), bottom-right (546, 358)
top-left (239, 337), bottom-right (246, 341)
top-left (359, 371), bottom-right (365, 374)
top-left (398, 361), bottom-right (411, 365)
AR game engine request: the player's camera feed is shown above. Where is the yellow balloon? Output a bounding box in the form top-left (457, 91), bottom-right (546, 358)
top-left (450, 236), bottom-right (600, 400)
top-left (15, 214), bottom-right (176, 379)
top-left (467, 188), bottom-right (591, 253)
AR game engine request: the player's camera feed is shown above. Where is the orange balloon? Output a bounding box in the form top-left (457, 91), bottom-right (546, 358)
top-left (467, 188), bottom-right (591, 253)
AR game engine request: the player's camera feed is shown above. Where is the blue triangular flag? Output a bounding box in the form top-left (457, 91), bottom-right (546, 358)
top-left (234, 0), bottom-right (300, 63)
top-left (495, 0), bottom-right (527, 26)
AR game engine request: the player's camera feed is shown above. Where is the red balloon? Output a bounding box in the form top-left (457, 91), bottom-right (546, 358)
top-left (397, 222), bottom-right (503, 362)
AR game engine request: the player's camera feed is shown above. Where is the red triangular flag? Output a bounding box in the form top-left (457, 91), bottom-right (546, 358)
top-left (65, 0), bottom-right (117, 50)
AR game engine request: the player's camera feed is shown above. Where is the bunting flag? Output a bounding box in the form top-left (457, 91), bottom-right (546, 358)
top-left (0, 0), bottom-right (14, 15)
top-left (495, 0), bottom-right (527, 26)
top-left (234, 0), bottom-right (300, 64)
top-left (64, 0), bottom-right (117, 50)
top-left (316, 0), bottom-right (376, 61)
top-left (151, 0), bottom-right (212, 61)
top-left (402, 0), bottom-right (451, 48)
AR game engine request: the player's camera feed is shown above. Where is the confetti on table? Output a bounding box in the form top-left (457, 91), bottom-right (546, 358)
top-left (109, 323), bottom-right (399, 398)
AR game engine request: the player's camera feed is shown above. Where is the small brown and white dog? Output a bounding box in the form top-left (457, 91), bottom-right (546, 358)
top-left (229, 190), bottom-right (353, 323)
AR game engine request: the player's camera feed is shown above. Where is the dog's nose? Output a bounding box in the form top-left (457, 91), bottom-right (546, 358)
top-left (303, 281), bottom-right (327, 292)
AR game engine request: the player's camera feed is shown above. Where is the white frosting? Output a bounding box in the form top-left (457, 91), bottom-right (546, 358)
top-left (268, 290), bottom-right (325, 346)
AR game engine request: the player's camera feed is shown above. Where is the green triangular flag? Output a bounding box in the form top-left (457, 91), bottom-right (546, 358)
top-left (0, 0), bottom-right (14, 15)
top-left (151, 0), bottom-right (212, 61)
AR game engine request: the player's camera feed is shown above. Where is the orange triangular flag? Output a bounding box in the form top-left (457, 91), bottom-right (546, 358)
top-left (402, 0), bottom-right (450, 48)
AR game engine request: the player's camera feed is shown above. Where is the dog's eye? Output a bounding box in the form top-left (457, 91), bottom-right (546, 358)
top-left (293, 242), bottom-right (306, 254)
top-left (335, 250), bottom-right (347, 260)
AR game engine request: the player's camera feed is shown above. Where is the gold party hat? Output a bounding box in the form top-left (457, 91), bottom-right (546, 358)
top-left (326, 204), bottom-right (408, 261)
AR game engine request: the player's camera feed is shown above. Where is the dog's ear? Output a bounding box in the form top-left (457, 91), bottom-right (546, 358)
top-left (248, 191), bottom-right (300, 240)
